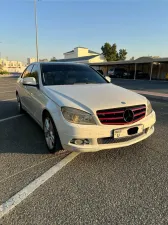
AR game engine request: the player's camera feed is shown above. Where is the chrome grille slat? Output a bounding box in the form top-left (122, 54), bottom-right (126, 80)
top-left (97, 105), bottom-right (146, 125)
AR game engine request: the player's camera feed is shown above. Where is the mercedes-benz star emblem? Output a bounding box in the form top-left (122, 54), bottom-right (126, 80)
top-left (124, 109), bottom-right (134, 122)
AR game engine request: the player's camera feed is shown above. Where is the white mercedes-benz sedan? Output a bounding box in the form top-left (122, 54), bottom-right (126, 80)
top-left (16, 62), bottom-right (156, 153)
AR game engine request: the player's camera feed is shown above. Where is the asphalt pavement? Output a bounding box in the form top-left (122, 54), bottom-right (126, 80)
top-left (0, 77), bottom-right (168, 225)
top-left (111, 79), bottom-right (168, 94)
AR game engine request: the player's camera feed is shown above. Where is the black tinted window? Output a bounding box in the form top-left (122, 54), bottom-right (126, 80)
top-left (31, 64), bottom-right (39, 83)
top-left (22, 65), bottom-right (34, 78)
top-left (41, 64), bottom-right (107, 86)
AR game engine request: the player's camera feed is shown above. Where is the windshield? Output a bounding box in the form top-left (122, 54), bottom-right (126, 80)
top-left (41, 64), bottom-right (108, 85)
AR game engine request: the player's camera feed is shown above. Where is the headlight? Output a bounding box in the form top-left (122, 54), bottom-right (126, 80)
top-left (146, 100), bottom-right (152, 116)
top-left (61, 107), bottom-right (96, 125)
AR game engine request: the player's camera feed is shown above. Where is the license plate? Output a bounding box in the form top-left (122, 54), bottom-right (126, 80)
top-left (114, 125), bottom-right (144, 139)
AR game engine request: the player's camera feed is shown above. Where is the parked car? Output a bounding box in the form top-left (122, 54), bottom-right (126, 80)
top-left (108, 68), bottom-right (128, 78)
top-left (129, 70), bottom-right (150, 80)
top-left (16, 62), bottom-right (156, 153)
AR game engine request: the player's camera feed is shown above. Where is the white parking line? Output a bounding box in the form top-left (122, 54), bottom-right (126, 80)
top-left (0, 91), bottom-right (14, 94)
top-left (0, 83), bottom-right (16, 86)
top-left (0, 152), bottom-right (80, 219)
top-left (0, 114), bottom-right (24, 123)
top-left (1, 98), bottom-right (16, 102)
top-left (0, 86), bottom-right (16, 89)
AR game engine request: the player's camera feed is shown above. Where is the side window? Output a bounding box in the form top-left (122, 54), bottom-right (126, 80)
top-left (31, 64), bottom-right (39, 83)
top-left (22, 65), bottom-right (34, 78)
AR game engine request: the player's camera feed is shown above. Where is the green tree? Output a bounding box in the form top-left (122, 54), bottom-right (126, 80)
top-left (117, 49), bottom-right (127, 60)
top-left (50, 57), bottom-right (57, 61)
top-left (101, 43), bottom-right (117, 61)
top-left (101, 42), bottom-right (128, 61)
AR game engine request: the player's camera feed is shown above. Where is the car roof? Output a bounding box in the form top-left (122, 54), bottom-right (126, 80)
top-left (39, 62), bottom-right (89, 67)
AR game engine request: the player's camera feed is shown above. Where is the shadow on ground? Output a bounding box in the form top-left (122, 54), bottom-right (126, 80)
top-left (0, 110), bottom-right (49, 154)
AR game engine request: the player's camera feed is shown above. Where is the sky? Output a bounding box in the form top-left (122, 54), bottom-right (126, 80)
top-left (0, 0), bottom-right (168, 63)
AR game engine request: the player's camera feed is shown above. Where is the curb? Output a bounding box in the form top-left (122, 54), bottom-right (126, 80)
top-left (0, 75), bottom-right (19, 78)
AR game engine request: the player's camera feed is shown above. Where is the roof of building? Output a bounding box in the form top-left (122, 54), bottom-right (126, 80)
top-left (57, 55), bottom-right (98, 62)
top-left (64, 47), bottom-right (100, 55)
top-left (64, 50), bottom-right (74, 54)
top-left (89, 57), bottom-right (168, 66)
top-left (88, 50), bottom-right (100, 54)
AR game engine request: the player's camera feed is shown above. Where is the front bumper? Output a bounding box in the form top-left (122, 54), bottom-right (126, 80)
top-left (55, 110), bottom-right (156, 152)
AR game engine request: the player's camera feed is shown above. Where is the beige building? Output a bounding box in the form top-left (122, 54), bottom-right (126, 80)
top-left (0, 58), bottom-right (26, 73)
top-left (58, 47), bottom-right (106, 63)
top-left (39, 59), bottom-right (48, 62)
top-left (27, 57), bottom-right (36, 65)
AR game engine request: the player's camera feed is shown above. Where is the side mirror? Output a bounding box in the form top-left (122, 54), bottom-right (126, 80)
top-left (23, 77), bottom-right (38, 87)
top-left (105, 76), bottom-right (111, 83)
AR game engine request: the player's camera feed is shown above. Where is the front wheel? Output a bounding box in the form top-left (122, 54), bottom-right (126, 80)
top-left (16, 94), bottom-right (24, 114)
top-left (43, 115), bottom-right (63, 153)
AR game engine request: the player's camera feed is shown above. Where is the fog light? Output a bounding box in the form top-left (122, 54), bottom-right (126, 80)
top-left (74, 139), bottom-right (84, 145)
top-left (84, 139), bottom-right (89, 144)
top-left (70, 139), bottom-right (90, 145)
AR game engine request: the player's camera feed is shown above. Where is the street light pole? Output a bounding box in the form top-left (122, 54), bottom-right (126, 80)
top-left (34, 0), bottom-right (39, 62)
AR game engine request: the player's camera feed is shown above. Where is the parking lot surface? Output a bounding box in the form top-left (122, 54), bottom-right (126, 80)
top-left (0, 77), bottom-right (168, 225)
top-left (112, 79), bottom-right (168, 94)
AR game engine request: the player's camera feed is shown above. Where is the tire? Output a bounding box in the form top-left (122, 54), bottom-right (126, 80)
top-left (43, 114), bottom-right (63, 154)
top-left (16, 93), bottom-right (24, 114)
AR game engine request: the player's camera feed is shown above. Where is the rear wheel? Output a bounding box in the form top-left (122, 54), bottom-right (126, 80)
top-left (16, 94), bottom-right (24, 114)
top-left (43, 114), bottom-right (63, 153)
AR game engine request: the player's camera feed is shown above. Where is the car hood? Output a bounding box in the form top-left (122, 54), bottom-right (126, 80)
top-left (43, 83), bottom-right (147, 114)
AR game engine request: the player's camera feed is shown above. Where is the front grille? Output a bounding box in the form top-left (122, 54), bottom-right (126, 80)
top-left (97, 105), bottom-right (146, 125)
top-left (97, 132), bottom-right (144, 144)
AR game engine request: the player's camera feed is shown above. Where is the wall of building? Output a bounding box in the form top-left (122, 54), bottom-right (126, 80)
top-left (75, 48), bottom-right (88, 57)
top-left (0, 59), bottom-right (26, 73)
top-left (27, 58), bottom-right (36, 64)
top-left (89, 55), bottom-right (106, 63)
top-left (64, 52), bottom-right (75, 59)
top-left (64, 47), bottom-right (99, 59)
